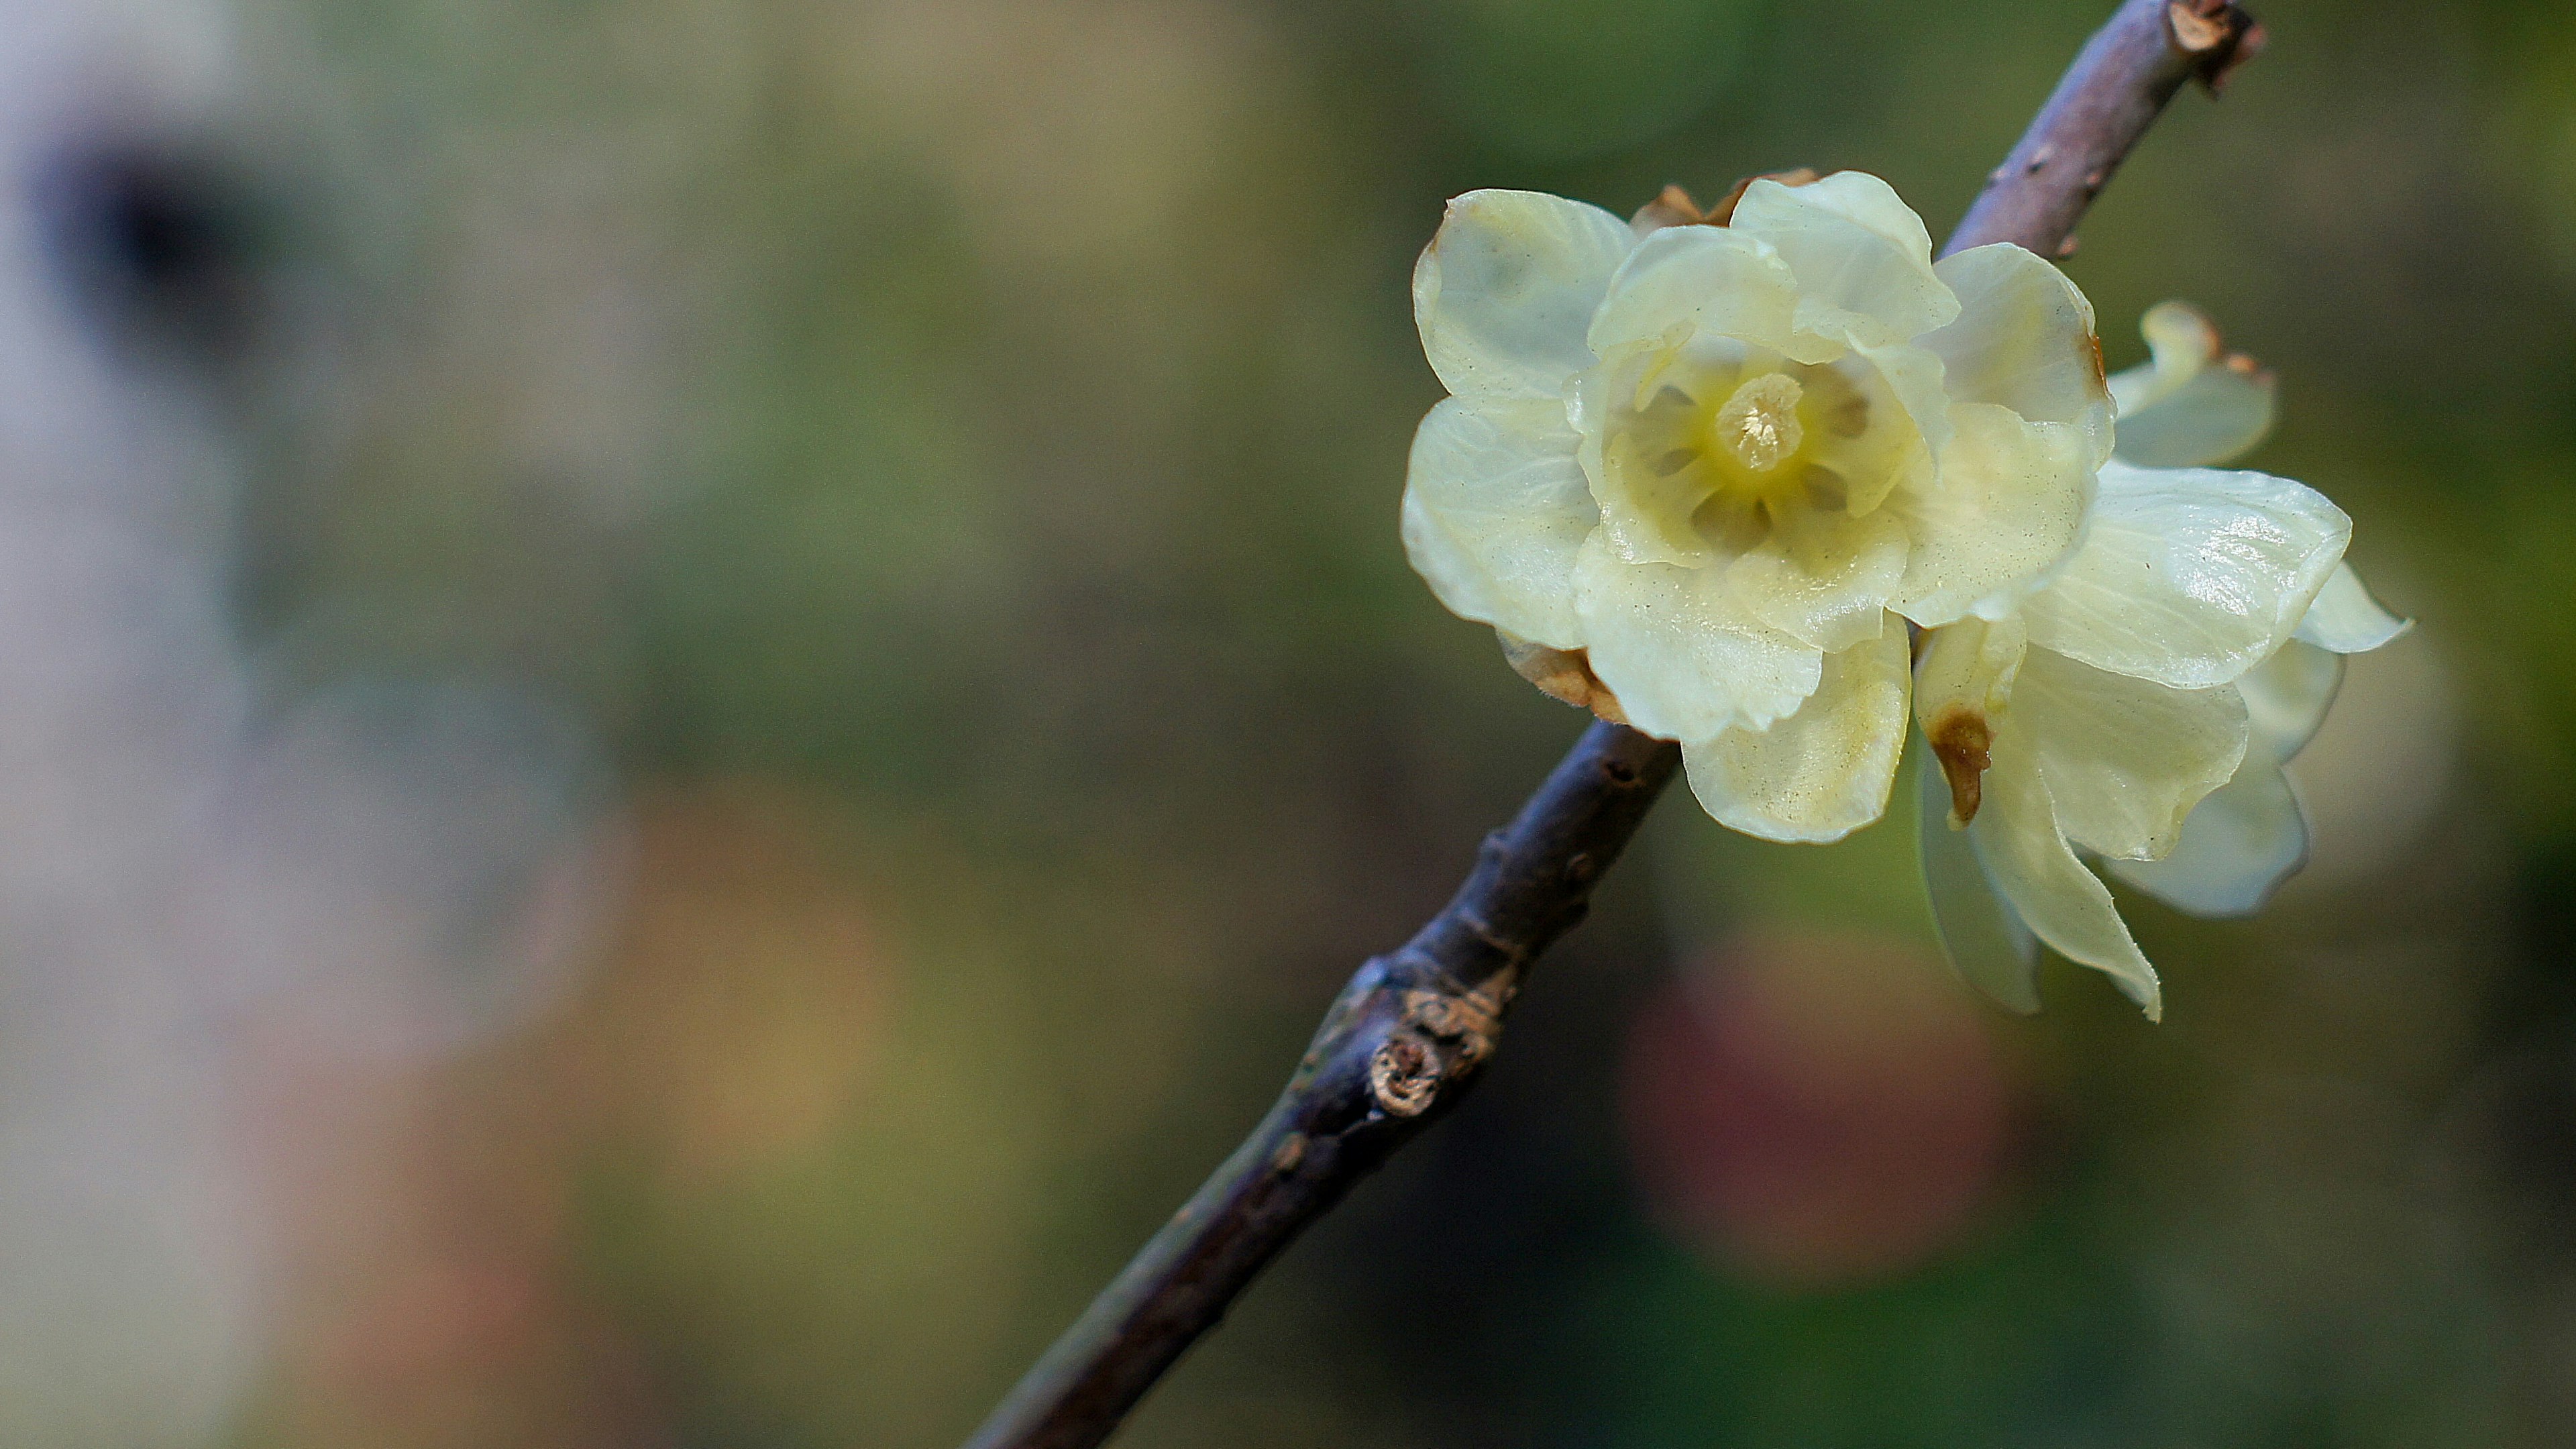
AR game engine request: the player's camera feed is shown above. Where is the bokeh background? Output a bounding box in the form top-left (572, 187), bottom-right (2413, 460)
top-left (0, 0), bottom-right (2569, 1444)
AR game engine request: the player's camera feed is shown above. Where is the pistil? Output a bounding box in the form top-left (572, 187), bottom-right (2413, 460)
top-left (1711, 372), bottom-right (1806, 474)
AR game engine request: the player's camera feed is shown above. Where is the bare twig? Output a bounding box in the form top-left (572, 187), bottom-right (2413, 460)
top-left (960, 3), bottom-right (2257, 1446)
top-left (1949, 0), bottom-right (2259, 258)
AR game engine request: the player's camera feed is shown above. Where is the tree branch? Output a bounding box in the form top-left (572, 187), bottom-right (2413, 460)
top-left (961, 4), bottom-right (2257, 1446)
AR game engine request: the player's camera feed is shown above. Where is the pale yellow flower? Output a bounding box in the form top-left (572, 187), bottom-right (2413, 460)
top-left (1404, 174), bottom-right (2111, 841)
top-left (1914, 304), bottom-right (2408, 1019)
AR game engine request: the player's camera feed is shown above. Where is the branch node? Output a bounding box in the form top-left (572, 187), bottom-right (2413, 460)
top-left (1368, 1036), bottom-right (1442, 1116)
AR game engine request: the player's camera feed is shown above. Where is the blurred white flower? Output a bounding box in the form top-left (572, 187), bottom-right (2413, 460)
top-left (1914, 303), bottom-right (2408, 1020)
top-left (1404, 172), bottom-right (2110, 843)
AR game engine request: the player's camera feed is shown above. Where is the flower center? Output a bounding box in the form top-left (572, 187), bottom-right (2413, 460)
top-left (1710, 372), bottom-right (1805, 474)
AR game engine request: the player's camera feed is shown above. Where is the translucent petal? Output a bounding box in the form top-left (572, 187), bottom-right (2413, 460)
top-left (2105, 302), bottom-right (2275, 468)
top-left (1401, 398), bottom-right (1596, 648)
top-left (2239, 639), bottom-right (2344, 766)
top-left (1970, 720), bottom-right (2161, 1017)
top-left (2105, 765), bottom-right (2308, 918)
top-left (1682, 624), bottom-right (1909, 843)
top-left (1922, 244), bottom-right (2112, 466)
top-left (1884, 403), bottom-right (2094, 627)
top-left (1850, 341), bottom-right (1953, 478)
top-left (2294, 561), bottom-right (2411, 653)
top-left (1587, 223), bottom-right (1799, 359)
top-left (1727, 171), bottom-right (1959, 350)
top-left (2112, 368), bottom-right (2276, 469)
top-left (1727, 501), bottom-right (1909, 653)
top-left (2099, 640), bottom-right (2335, 917)
top-left (1916, 741), bottom-right (2040, 1013)
top-left (1413, 190), bottom-right (1635, 404)
top-left (1572, 533), bottom-right (1822, 739)
top-left (2019, 460), bottom-right (2350, 688)
top-left (2013, 648), bottom-right (2249, 862)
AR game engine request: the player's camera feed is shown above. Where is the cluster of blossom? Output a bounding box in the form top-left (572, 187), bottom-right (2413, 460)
top-left (1401, 173), bottom-right (2406, 1018)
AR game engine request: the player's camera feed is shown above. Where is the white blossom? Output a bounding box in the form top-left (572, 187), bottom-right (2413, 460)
top-left (1404, 174), bottom-right (2112, 843)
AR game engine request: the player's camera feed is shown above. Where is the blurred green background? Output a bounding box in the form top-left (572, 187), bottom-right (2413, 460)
top-left (21, 0), bottom-right (2576, 1444)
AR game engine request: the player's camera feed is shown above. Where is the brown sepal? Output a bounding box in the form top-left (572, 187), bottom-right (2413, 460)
top-left (1497, 634), bottom-right (1629, 727)
top-left (1925, 705), bottom-right (1994, 827)
top-left (1630, 168), bottom-right (1822, 234)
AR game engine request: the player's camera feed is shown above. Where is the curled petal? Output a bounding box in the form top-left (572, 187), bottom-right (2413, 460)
top-left (2013, 648), bottom-right (2249, 863)
top-left (2106, 301), bottom-right (2275, 469)
top-left (1573, 534), bottom-right (1822, 739)
top-left (1884, 403), bottom-right (2094, 626)
top-left (1970, 720), bottom-right (2162, 1018)
top-left (2105, 765), bottom-right (2308, 918)
top-left (2019, 460), bottom-right (2350, 687)
top-left (1588, 223), bottom-right (1800, 358)
top-left (1682, 624), bottom-right (1909, 843)
top-left (2106, 302), bottom-right (2222, 416)
top-left (2294, 561), bottom-right (2411, 653)
top-left (1916, 742), bottom-right (2040, 1013)
top-left (1401, 398), bottom-right (1595, 648)
top-left (1727, 171), bottom-right (1960, 350)
top-left (1413, 190), bottom-right (1635, 404)
top-left (1922, 244), bottom-right (2113, 467)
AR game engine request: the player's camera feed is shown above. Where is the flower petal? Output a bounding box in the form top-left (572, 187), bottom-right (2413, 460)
top-left (1921, 244), bottom-right (2113, 467)
top-left (1414, 189), bottom-right (1635, 405)
top-left (1916, 743), bottom-right (2040, 1013)
top-left (2019, 460), bottom-right (2351, 688)
top-left (2105, 301), bottom-right (2222, 417)
top-left (1587, 223), bottom-right (1799, 359)
top-left (1727, 500), bottom-right (1909, 653)
top-left (1727, 171), bottom-right (1959, 350)
top-left (1573, 533), bottom-right (1821, 739)
top-left (1849, 341), bottom-right (1953, 484)
top-left (2239, 639), bottom-right (2344, 766)
top-left (2098, 639), bottom-right (2336, 917)
top-left (2294, 561), bottom-right (2411, 653)
top-left (1884, 403), bottom-right (2094, 626)
top-left (1970, 718), bottom-right (2162, 1018)
top-left (1682, 624), bottom-right (1909, 843)
top-left (2013, 647), bottom-right (2249, 862)
top-left (2112, 368), bottom-right (2275, 469)
top-left (1401, 398), bottom-right (1596, 648)
top-left (2104, 765), bottom-right (2308, 918)
top-left (2106, 301), bottom-right (2275, 469)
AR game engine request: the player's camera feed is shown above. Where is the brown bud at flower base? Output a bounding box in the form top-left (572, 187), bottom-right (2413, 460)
top-left (1630, 184), bottom-right (1711, 234)
top-left (1630, 169), bottom-right (1823, 235)
top-left (1497, 632), bottom-right (1630, 727)
top-left (1925, 705), bottom-right (1994, 827)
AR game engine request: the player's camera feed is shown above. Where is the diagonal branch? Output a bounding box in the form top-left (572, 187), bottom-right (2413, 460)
top-left (960, 4), bottom-right (2257, 1446)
